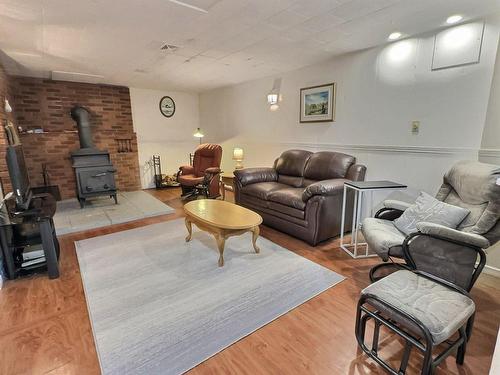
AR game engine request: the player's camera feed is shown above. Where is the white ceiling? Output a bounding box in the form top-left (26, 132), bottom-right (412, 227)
top-left (1, 0), bottom-right (499, 92)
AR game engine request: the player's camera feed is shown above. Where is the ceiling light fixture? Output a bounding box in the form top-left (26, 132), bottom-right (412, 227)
top-left (446, 15), bottom-right (463, 24)
top-left (388, 32), bottom-right (402, 41)
top-left (168, 0), bottom-right (208, 13)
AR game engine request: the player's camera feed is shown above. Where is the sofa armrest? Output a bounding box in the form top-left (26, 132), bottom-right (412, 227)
top-left (346, 163), bottom-right (366, 181)
top-left (302, 179), bottom-right (347, 201)
top-left (179, 165), bottom-right (194, 175)
top-left (234, 168), bottom-right (277, 186)
top-left (383, 199), bottom-right (413, 212)
top-left (416, 222), bottom-right (490, 249)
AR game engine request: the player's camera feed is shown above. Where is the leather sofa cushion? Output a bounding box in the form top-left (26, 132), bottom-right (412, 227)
top-left (268, 188), bottom-right (306, 210)
top-left (275, 150), bottom-right (312, 177)
top-left (278, 174), bottom-right (303, 187)
top-left (240, 182), bottom-right (289, 200)
top-left (304, 151), bottom-right (355, 180)
top-left (267, 201), bottom-right (305, 219)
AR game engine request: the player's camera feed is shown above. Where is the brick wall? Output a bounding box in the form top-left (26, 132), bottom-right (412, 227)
top-left (11, 77), bottom-right (141, 199)
top-left (0, 64), bottom-right (13, 194)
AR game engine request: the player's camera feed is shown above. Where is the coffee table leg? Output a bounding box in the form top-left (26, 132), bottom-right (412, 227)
top-left (251, 226), bottom-right (260, 254)
top-left (215, 234), bottom-right (226, 267)
top-left (185, 217), bottom-right (192, 242)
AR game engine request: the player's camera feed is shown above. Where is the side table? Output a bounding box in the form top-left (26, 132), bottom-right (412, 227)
top-left (220, 172), bottom-right (235, 200)
top-left (340, 180), bottom-right (407, 258)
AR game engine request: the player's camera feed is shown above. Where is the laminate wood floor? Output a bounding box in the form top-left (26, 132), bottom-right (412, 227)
top-left (0, 188), bottom-right (498, 375)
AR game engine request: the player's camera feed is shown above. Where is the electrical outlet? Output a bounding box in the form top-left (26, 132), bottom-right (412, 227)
top-left (411, 121), bottom-right (420, 135)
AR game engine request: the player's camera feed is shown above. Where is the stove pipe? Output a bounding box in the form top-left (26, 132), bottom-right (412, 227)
top-left (70, 105), bottom-right (94, 149)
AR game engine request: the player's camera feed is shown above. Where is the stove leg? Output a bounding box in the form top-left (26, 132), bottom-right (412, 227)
top-left (78, 198), bottom-right (85, 208)
top-left (113, 194), bottom-right (118, 204)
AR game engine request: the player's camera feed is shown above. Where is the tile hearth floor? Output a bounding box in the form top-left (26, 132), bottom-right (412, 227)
top-left (53, 190), bottom-right (175, 235)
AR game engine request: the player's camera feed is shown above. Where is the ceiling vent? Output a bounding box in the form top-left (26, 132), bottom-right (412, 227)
top-left (160, 43), bottom-right (179, 51)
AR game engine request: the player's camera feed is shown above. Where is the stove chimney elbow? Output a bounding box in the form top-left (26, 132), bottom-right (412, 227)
top-left (70, 105), bottom-right (94, 149)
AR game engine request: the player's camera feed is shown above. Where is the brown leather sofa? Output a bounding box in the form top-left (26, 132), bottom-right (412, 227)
top-left (177, 143), bottom-right (222, 198)
top-left (234, 150), bottom-right (366, 245)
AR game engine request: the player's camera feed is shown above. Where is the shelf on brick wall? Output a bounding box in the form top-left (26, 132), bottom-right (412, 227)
top-left (19, 130), bottom-right (78, 135)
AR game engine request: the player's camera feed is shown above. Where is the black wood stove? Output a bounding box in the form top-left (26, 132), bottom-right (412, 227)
top-left (70, 106), bottom-right (117, 208)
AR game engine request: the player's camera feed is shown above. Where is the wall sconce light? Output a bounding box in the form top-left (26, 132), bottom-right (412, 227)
top-left (193, 127), bottom-right (204, 144)
top-left (267, 78), bottom-right (282, 111)
top-left (233, 147), bottom-right (244, 169)
top-left (4, 99), bottom-right (12, 113)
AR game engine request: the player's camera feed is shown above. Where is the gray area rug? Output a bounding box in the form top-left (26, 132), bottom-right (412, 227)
top-left (75, 219), bottom-right (345, 375)
top-left (54, 191), bottom-right (175, 235)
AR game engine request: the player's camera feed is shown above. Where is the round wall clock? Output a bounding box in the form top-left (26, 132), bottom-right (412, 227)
top-left (159, 96), bottom-right (175, 117)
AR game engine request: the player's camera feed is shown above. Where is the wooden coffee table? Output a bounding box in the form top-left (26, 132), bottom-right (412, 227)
top-left (184, 200), bottom-right (263, 267)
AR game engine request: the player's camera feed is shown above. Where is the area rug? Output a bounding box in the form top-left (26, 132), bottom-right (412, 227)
top-left (75, 219), bottom-right (345, 375)
top-left (54, 191), bottom-right (175, 235)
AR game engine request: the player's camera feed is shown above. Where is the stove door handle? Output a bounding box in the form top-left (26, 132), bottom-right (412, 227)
top-left (92, 172), bottom-right (107, 178)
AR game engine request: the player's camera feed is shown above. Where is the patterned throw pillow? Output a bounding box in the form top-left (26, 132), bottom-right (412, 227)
top-left (394, 192), bottom-right (470, 235)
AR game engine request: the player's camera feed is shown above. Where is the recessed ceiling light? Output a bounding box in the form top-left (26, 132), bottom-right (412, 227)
top-left (388, 32), bottom-right (402, 41)
top-left (446, 15), bottom-right (463, 24)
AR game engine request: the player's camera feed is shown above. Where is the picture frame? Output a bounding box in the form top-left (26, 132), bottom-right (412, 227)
top-left (299, 83), bottom-right (336, 123)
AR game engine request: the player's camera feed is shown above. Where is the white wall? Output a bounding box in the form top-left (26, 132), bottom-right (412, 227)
top-left (200, 18), bottom-right (500, 269)
top-left (480, 35), bottom-right (500, 272)
top-left (200, 19), bottom-right (499, 198)
top-left (130, 87), bottom-right (203, 188)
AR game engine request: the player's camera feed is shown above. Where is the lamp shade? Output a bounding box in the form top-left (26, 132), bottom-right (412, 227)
top-left (233, 147), bottom-right (244, 160)
top-left (193, 127), bottom-right (204, 138)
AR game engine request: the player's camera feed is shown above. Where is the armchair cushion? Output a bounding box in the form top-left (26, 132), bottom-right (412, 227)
top-left (362, 218), bottom-right (406, 261)
top-left (177, 175), bottom-right (204, 186)
top-left (394, 192), bottom-right (470, 236)
top-left (302, 179), bottom-right (347, 201)
top-left (234, 168), bottom-right (278, 186)
top-left (416, 222), bottom-right (490, 249)
top-left (383, 199), bottom-right (413, 212)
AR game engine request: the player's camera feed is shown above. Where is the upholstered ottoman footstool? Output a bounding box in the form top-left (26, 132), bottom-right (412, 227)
top-left (355, 270), bottom-right (475, 375)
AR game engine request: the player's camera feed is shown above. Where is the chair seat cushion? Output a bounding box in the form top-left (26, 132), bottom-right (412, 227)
top-left (178, 174), bottom-right (204, 186)
top-left (361, 218), bottom-right (405, 261)
top-left (361, 270), bottom-right (475, 345)
top-left (240, 182), bottom-right (289, 200)
top-left (268, 188), bottom-right (306, 210)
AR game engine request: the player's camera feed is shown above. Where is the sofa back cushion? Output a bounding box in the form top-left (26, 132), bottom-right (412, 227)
top-left (303, 151), bottom-right (355, 181)
top-left (275, 150), bottom-right (312, 187)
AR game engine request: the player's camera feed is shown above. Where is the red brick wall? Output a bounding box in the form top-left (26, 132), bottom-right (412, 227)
top-left (11, 77), bottom-right (140, 199)
top-left (0, 64), bottom-right (13, 194)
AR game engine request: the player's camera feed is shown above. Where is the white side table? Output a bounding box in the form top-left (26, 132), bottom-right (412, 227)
top-left (340, 180), bottom-right (407, 258)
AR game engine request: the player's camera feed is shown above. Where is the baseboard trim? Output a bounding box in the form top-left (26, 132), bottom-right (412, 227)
top-left (484, 264), bottom-right (500, 278)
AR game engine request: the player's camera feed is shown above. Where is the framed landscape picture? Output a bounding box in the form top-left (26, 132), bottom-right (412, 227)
top-left (300, 83), bottom-right (336, 123)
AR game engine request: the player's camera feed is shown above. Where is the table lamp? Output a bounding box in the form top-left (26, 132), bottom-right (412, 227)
top-left (193, 127), bottom-right (204, 144)
top-left (233, 147), bottom-right (244, 169)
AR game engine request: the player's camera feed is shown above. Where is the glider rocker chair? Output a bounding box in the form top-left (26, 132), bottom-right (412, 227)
top-left (177, 144), bottom-right (223, 200)
top-left (356, 161), bottom-right (500, 374)
top-left (362, 160), bottom-right (500, 284)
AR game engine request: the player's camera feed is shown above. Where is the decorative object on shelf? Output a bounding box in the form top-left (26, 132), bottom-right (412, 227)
top-left (267, 78), bottom-right (281, 111)
top-left (300, 82), bottom-right (336, 123)
top-left (116, 138), bottom-right (133, 153)
top-left (233, 147), bottom-right (244, 169)
top-left (159, 96), bottom-right (175, 117)
top-left (193, 127), bottom-right (204, 144)
top-left (4, 99), bottom-right (12, 113)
